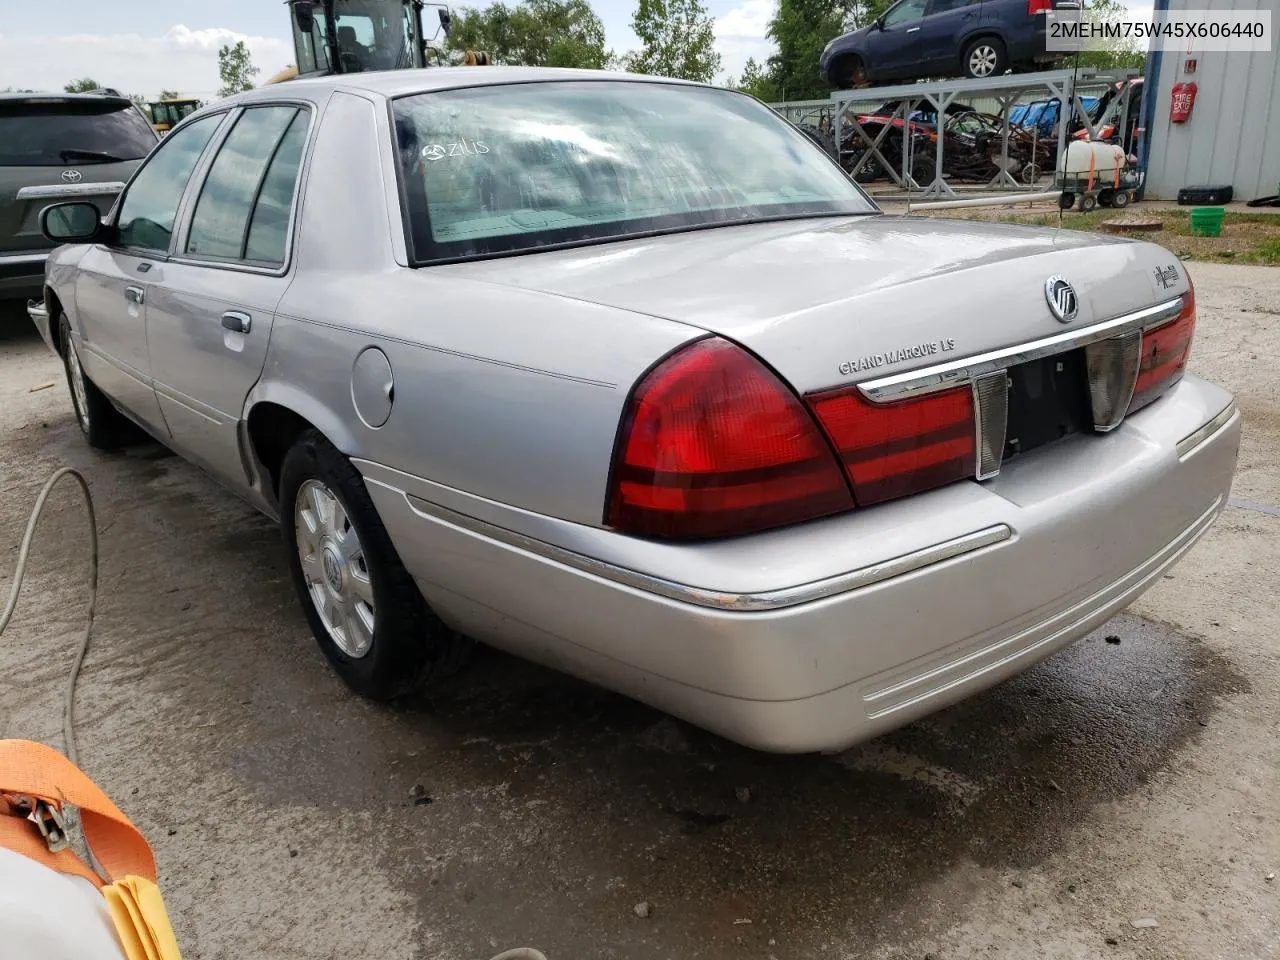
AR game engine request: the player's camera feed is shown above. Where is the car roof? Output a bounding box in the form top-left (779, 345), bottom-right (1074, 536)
top-left (224, 66), bottom-right (702, 106)
top-left (0, 91), bottom-right (134, 107)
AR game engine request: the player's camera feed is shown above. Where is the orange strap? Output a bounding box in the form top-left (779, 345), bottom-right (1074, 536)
top-left (0, 739), bottom-right (156, 886)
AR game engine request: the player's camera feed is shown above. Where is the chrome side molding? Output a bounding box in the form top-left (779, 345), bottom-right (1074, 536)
top-left (400, 489), bottom-right (1013, 613)
top-left (1176, 402), bottom-right (1237, 459)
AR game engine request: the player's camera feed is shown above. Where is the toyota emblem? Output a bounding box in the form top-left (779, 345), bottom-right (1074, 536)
top-left (1044, 275), bottom-right (1079, 324)
top-left (62, 169), bottom-right (83, 184)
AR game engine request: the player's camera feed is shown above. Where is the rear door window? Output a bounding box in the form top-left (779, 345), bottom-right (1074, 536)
top-left (244, 113), bottom-right (309, 264)
top-left (116, 113), bottom-right (224, 253)
top-left (0, 99), bottom-right (157, 166)
top-left (185, 106), bottom-right (303, 261)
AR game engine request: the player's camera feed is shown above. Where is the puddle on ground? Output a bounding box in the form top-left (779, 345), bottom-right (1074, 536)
top-left (9, 400), bottom-right (1251, 960)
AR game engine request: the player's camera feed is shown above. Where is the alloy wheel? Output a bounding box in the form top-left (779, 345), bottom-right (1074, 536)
top-left (66, 340), bottom-right (91, 434)
top-left (969, 45), bottom-right (999, 77)
top-left (294, 478), bottom-right (376, 658)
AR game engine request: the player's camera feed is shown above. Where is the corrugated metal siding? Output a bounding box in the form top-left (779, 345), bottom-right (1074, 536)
top-left (1144, 0), bottom-right (1280, 201)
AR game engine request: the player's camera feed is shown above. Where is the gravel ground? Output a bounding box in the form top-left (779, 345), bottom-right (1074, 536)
top-left (0, 261), bottom-right (1277, 960)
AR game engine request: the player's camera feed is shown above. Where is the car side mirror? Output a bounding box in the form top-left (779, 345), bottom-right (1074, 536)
top-left (438, 8), bottom-right (452, 35)
top-left (292, 1), bottom-right (315, 34)
top-left (41, 202), bottom-right (102, 244)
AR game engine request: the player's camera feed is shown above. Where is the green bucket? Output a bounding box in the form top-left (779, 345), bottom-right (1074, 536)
top-left (1189, 207), bottom-right (1225, 237)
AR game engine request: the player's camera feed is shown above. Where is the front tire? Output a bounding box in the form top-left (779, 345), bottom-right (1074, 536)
top-left (962, 37), bottom-right (1007, 79)
top-left (58, 311), bottom-right (135, 449)
top-left (279, 429), bottom-right (473, 700)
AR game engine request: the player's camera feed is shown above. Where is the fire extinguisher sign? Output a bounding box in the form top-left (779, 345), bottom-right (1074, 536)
top-left (1170, 81), bottom-right (1198, 124)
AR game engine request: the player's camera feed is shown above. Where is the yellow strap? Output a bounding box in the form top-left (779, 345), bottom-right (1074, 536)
top-left (103, 877), bottom-right (183, 960)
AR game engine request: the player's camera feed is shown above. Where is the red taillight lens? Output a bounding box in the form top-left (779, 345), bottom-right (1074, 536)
top-left (1128, 286), bottom-right (1196, 414)
top-left (807, 386), bottom-right (976, 506)
top-left (1028, 0), bottom-right (1053, 13)
top-left (606, 338), bottom-right (854, 539)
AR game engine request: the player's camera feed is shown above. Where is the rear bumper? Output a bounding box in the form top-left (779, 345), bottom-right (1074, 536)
top-left (0, 252), bottom-right (48, 301)
top-left (362, 375), bottom-right (1239, 753)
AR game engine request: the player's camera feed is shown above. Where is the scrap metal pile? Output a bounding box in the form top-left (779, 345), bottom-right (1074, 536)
top-left (795, 101), bottom-right (1067, 189)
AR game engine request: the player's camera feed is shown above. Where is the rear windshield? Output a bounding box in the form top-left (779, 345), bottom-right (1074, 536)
top-left (391, 80), bottom-right (876, 263)
top-left (0, 99), bottom-right (157, 166)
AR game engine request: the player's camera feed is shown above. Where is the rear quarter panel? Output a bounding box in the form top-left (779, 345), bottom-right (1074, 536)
top-left (267, 272), bottom-right (700, 526)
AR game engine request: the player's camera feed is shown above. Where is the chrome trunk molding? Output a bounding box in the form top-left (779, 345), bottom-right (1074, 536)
top-left (857, 296), bottom-right (1185, 403)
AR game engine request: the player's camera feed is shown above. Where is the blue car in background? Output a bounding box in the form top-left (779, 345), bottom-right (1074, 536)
top-left (1017, 96), bottom-right (1099, 136)
top-left (819, 0), bottom-right (1082, 89)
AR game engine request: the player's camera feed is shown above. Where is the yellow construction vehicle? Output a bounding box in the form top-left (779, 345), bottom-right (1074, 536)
top-left (148, 97), bottom-right (202, 134)
top-left (270, 0), bottom-right (489, 84)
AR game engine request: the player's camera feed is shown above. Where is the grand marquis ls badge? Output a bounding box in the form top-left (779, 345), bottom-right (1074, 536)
top-left (1044, 275), bottom-right (1079, 324)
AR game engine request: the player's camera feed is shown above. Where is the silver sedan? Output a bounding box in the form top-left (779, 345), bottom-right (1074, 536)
top-left (28, 68), bottom-right (1240, 753)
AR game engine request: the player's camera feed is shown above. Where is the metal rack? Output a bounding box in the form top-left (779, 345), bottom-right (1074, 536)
top-left (771, 67), bottom-right (1142, 199)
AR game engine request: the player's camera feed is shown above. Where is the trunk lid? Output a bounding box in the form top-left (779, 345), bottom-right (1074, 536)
top-left (0, 94), bottom-right (155, 255)
top-left (435, 215), bottom-right (1190, 393)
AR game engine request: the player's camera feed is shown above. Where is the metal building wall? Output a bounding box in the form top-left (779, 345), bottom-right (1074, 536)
top-left (1143, 0), bottom-right (1280, 202)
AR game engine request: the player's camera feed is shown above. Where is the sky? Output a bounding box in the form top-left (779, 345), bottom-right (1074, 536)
top-left (0, 0), bottom-right (1145, 101)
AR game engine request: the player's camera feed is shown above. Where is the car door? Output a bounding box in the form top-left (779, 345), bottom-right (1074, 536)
top-left (870, 0), bottom-right (932, 79)
top-left (71, 112), bottom-right (226, 435)
top-left (919, 0), bottom-right (983, 70)
top-left (145, 103), bottom-right (311, 487)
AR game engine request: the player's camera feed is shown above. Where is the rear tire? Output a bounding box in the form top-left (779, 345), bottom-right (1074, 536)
top-left (1079, 192), bottom-right (1098, 212)
top-left (280, 429), bottom-right (473, 700)
top-left (58, 311), bottom-right (136, 450)
top-left (1112, 190), bottom-right (1130, 209)
top-left (909, 149), bottom-right (937, 188)
top-left (962, 37), bottom-right (1007, 79)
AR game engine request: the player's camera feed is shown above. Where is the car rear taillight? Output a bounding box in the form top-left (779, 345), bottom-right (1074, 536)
top-left (1028, 0), bottom-right (1053, 13)
top-left (1128, 285), bottom-right (1196, 414)
top-left (606, 338), bottom-right (854, 540)
top-left (806, 386), bottom-right (976, 506)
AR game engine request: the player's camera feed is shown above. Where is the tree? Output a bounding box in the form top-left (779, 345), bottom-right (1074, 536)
top-left (623, 0), bottom-right (720, 83)
top-left (218, 41), bottom-right (260, 98)
top-left (64, 78), bottom-right (102, 93)
top-left (447, 0), bottom-right (612, 69)
top-left (1072, 0), bottom-right (1145, 70)
top-left (759, 0), bottom-right (890, 101)
top-left (729, 57), bottom-right (779, 102)
top-left (159, 89), bottom-right (183, 100)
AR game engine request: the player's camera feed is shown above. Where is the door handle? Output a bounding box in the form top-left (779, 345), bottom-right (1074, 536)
top-left (906, 25), bottom-right (921, 32)
top-left (220, 311), bottom-right (252, 334)
top-left (124, 286), bottom-right (145, 305)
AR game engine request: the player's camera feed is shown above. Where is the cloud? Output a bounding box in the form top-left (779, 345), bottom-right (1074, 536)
top-left (714, 0), bottom-right (776, 81)
top-left (0, 25), bottom-right (292, 100)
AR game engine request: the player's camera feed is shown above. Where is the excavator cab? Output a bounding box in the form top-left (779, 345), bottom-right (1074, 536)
top-left (288, 0), bottom-right (454, 76)
top-left (280, 0), bottom-right (486, 83)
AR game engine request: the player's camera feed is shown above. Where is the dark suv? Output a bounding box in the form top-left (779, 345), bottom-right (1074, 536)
top-left (819, 0), bottom-right (1081, 89)
top-left (1, 92), bottom-right (157, 302)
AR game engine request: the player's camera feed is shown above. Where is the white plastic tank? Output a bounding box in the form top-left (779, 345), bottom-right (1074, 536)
top-left (1057, 141), bottom-right (1127, 178)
